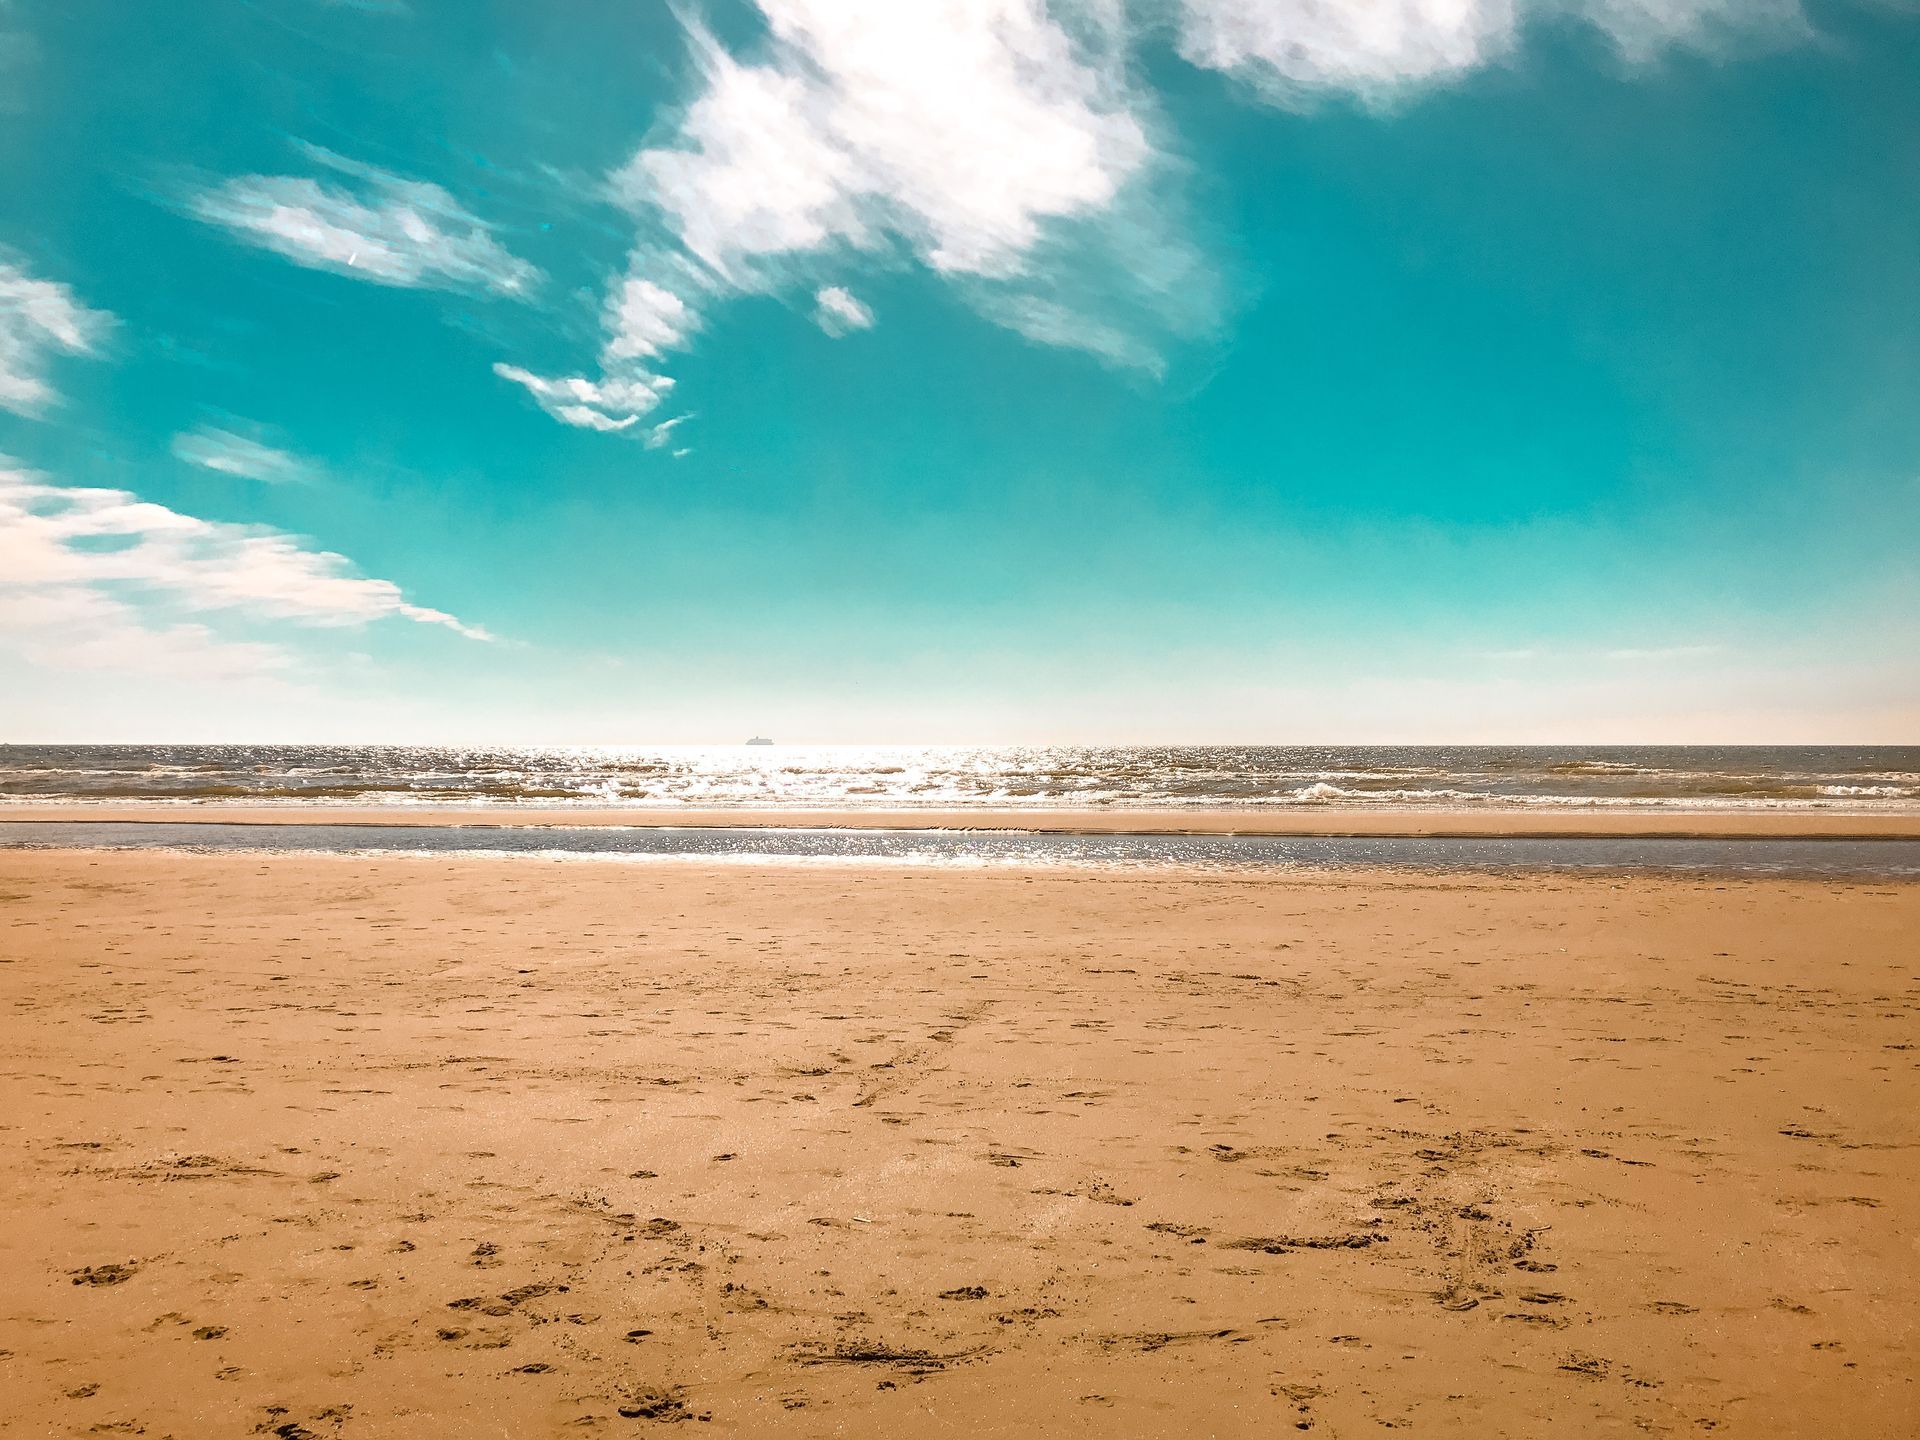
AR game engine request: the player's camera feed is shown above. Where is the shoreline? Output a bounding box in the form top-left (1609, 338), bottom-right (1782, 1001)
top-left (4, 801), bottom-right (1920, 840)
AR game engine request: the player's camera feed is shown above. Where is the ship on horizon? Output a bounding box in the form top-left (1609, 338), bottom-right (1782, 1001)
top-left (745, 736), bottom-right (773, 746)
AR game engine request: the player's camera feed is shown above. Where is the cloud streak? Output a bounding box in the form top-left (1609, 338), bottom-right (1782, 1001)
top-left (1172, 0), bottom-right (1808, 107)
top-left (0, 463), bottom-right (491, 679)
top-left (172, 425), bottom-right (312, 484)
top-left (0, 256), bottom-right (111, 416)
top-left (813, 285), bottom-right (874, 334)
top-left (491, 362), bottom-right (676, 432)
top-left (191, 155), bottom-right (540, 297)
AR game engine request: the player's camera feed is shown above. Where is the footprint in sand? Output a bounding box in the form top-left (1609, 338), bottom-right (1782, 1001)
top-left (618, 1390), bottom-right (705, 1421)
top-left (70, 1263), bottom-right (138, 1286)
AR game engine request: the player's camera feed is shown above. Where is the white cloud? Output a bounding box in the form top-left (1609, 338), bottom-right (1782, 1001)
top-left (616, 41), bottom-right (867, 286)
top-left (492, 361), bottom-right (674, 432)
top-left (603, 275), bottom-right (699, 361)
top-left (1174, 0), bottom-right (1511, 99)
top-left (172, 425), bottom-right (311, 484)
top-left (1172, 0), bottom-right (1806, 106)
top-left (0, 257), bottom-right (111, 416)
top-left (191, 159), bottom-right (540, 297)
top-left (615, 3), bottom-right (1149, 284)
top-left (499, 0), bottom-right (1198, 435)
top-left (494, 267), bottom-right (697, 434)
top-left (1573, 0), bottom-right (1806, 62)
top-left (0, 584), bottom-right (289, 680)
top-left (642, 414), bottom-right (692, 450)
top-left (813, 285), bottom-right (874, 335)
top-left (0, 462), bottom-right (490, 681)
top-left (501, 0), bottom-right (1811, 437)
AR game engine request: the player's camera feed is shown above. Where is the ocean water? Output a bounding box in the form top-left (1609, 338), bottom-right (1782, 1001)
top-left (1, 743), bottom-right (1916, 811)
top-left (2, 821), bottom-right (1916, 879)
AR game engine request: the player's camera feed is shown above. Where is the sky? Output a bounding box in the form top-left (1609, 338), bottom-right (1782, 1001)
top-left (1, 0), bottom-right (1916, 744)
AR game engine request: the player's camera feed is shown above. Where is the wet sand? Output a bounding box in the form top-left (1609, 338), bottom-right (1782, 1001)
top-left (4, 801), bottom-right (1919, 838)
top-left (1, 849), bottom-right (1915, 1437)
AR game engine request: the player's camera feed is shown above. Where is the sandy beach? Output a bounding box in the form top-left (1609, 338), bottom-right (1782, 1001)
top-left (1, 849), bottom-right (1915, 1437)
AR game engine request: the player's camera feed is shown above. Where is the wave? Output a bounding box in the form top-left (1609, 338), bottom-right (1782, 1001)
top-left (3, 744), bottom-right (1918, 812)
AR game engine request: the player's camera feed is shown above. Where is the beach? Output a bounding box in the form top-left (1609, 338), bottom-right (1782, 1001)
top-left (2, 845), bottom-right (1915, 1437)
top-left (10, 0), bottom-right (1917, 1427)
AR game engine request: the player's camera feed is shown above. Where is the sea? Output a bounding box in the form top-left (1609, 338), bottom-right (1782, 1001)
top-left (2, 819), bottom-right (1915, 879)
top-left (3, 744), bottom-right (1917, 877)
top-left (1, 743), bottom-right (1915, 812)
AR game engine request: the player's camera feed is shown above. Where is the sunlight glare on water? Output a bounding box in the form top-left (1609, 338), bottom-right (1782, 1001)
top-left (1, 743), bottom-right (1917, 811)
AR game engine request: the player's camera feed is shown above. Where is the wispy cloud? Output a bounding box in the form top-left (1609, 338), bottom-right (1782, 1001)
top-left (1172, 0), bottom-right (1807, 107)
top-left (171, 425), bottom-right (311, 484)
top-left (975, 290), bottom-right (1165, 373)
top-left (642, 414), bottom-right (692, 451)
top-left (493, 267), bottom-right (698, 431)
top-left (0, 462), bottom-right (491, 680)
top-left (500, 0), bottom-right (1209, 433)
top-left (491, 362), bottom-right (675, 432)
top-left (0, 256), bottom-right (111, 416)
top-left (0, 582), bottom-right (290, 679)
top-left (813, 285), bottom-right (874, 335)
top-left (191, 152), bottom-right (540, 297)
top-left (497, 0), bottom-right (1815, 440)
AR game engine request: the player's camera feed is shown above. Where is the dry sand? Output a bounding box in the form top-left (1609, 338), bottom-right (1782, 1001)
top-left (1, 849), bottom-right (1915, 1437)
top-left (5, 802), bottom-right (1920, 838)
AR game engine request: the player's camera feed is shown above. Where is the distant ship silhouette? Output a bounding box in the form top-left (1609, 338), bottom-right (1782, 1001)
top-left (745, 736), bottom-right (773, 746)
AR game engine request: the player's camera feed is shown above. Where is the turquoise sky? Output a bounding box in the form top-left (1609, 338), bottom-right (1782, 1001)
top-left (1, 0), bottom-right (1915, 742)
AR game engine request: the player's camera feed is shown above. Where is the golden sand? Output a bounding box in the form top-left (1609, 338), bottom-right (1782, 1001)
top-left (2, 849), bottom-right (1915, 1436)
